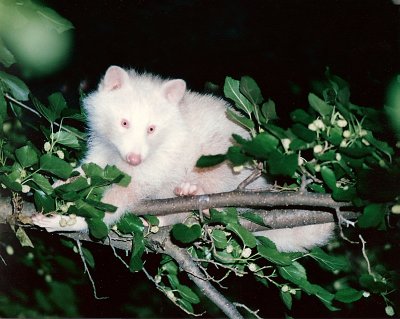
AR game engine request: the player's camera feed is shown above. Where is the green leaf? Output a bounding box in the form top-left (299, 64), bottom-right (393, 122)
top-left (309, 247), bottom-right (349, 272)
top-left (32, 173), bottom-right (53, 195)
top-left (15, 145), bottom-right (38, 168)
top-left (340, 145), bottom-right (372, 159)
top-left (82, 162), bottom-right (103, 177)
top-left (226, 223), bottom-right (256, 248)
top-left (0, 71), bottom-right (30, 101)
top-left (257, 244), bottom-right (294, 266)
top-left (35, 290), bottom-right (53, 313)
top-left (226, 108), bottom-right (255, 131)
top-left (335, 288), bottom-right (364, 303)
top-left (213, 250), bottom-right (237, 264)
top-left (161, 258), bottom-right (179, 275)
top-left (279, 262), bottom-right (337, 310)
top-left (364, 132), bottom-right (394, 158)
top-left (177, 285), bottom-right (201, 304)
top-left (243, 132), bottom-right (279, 159)
top-left (48, 92), bottom-right (67, 118)
top-left (226, 145), bottom-right (252, 166)
top-left (167, 274), bottom-right (180, 289)
top-left (84, 199), bottom-right (117, 213)
top-left (280, 290), bottom-right (293, 310)
top-left (224, 77), bottom-right (254, 115)
top-left (308, 93), bottom-right (333, 116)
top-left (177, 298), bottom-right (194, 314)
top-left (211, 229), bottom-right (228, 249)
top-left (130, 233), bottom-right (145, 272)
top-left (290, 109), bottom-right (313, 125)
top-left (358, 203), bottom-right (386, 229)
top-left (103, 165), bottom-right (131, 187)
top-left (291, 123), bottom-right (317, 143)
top-left (48, 281), bottom-right (77, 317)
top-left (0, 92), bottom-right (7, 120)
top-left (142, 214), bottom-right (159, 226)
top-left (278, 262), bottom-right (307, 284)
top-left (0, 38), bottom-right (16, 67)
top-left (320, 166), bottom-right (337, 191)
top-left (73, 200), bottom-right (104, 219)
top-left (15, 227), bottom-right (34, 248)
top-left (262, 99), bottom-right (279, 121)
top-left (36, 5), bottom-right (75, 33)
top-left (289, 138), bottom-right (308, 152)
top-left (239, 75), bottom-right (263, 105)
top-left (209, 207), bottom-right (239, 224)
top-left (34, 190), bottom-right (55, 213)
top-left (267, 152), bottom-right (298, 177)
top-left (324, 126), bottom-right (343, 146)
top-left (87, 218), bottom-right (108, 239)
top-left (171, 224), bottom-right (202, 244)
top-left (53, 131), bottom-right (80, 149)
top-left (196, 154), bottom-right (226, 168)
top-left (31, 96), bottom-right (55, 122)
top-left (55, 176), bottom-right (89, 193)
top-left (0, 174), bottom-right (22, 192)
top-left (332, 186), bottom-right (356, 202)
top-left (240, 211), bottom-right (265, 226)
top-left (40, 154), bottom-right (73, 179)
top-left (117, 214), bottom-right (144, 234)
top-left (82, 247), bottom-right (95, 268)
top-left (359, 274), bottom-right (388, 293)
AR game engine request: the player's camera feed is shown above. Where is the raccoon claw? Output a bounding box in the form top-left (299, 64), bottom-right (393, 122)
top-left (174, 182), bottom-right (205, 196)
top-left (174, 182), bottom-right (199, 196)
top-left (32, 213), bottom-right (87, 232)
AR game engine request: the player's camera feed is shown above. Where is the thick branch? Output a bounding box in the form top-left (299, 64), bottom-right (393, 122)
top-left (132, 190), bottom-right (349, 216)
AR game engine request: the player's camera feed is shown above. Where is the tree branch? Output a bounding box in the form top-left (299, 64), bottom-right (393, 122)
top-left (131, 190), bottom-right (349, 216)
top-left (147, 228), bottom-right (245, 319)
top-left (0, 189), bottom-right (359, 248)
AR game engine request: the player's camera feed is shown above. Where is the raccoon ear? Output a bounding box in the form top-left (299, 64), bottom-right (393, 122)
top-left (101, 66), bottom-right (129, 91)
top-left (162, 79), bottom-right (186, 103)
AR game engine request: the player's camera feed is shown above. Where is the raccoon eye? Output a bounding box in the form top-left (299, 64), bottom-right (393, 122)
top-left (121, 119), bottom-right (130, 128)
top-left (147, 125), bottom-right (156, 134)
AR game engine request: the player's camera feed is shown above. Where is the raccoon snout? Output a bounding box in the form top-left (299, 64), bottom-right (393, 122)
top-left (126, 153), bottom-right (142, 166)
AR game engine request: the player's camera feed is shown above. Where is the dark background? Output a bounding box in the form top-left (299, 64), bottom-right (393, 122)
top-left (40, 0), bottom-right (399, 113)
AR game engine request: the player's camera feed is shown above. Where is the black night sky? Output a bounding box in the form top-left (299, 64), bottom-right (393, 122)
top-left (42, 0), bottom-right (399, 113)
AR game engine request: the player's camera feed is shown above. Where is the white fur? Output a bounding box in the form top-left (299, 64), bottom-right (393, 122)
top-left (32, 66), bottom-right (334, 252)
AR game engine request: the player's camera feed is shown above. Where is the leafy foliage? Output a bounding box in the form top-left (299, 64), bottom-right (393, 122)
top-left (0, 58), bottom-right (399, 318)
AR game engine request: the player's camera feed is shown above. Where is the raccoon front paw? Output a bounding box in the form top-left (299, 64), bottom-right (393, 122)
top-left (32, 213), bottom-right (88, 232)
top-left (174, 182), bottom-right (204, 196)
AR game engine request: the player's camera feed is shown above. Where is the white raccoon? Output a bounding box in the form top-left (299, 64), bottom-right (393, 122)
top-left (32, 66), bottom-right (334, 252)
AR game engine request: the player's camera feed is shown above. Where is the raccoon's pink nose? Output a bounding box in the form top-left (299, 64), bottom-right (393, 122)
top-left (126, 153), bottom-right (142, 166)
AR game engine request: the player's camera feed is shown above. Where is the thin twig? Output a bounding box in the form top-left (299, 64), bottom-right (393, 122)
top-left (336, 209), bottom-right (359, 244)
top-left (0, 253), bottom-right (6, 266)
top-left (109, 236), bottom-right (130, 269)
top-left (237, 163), bottom-right (263, 190)
top-left (233, 302), bottom-right (262, 319)
top-left (359, 234), bottom-right (375, 279)
top-left (5, 93), bottom-right (42, 117)
top-left (76, 239), bottom-right (109, 300)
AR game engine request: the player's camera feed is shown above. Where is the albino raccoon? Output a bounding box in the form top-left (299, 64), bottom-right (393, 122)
top-left (32, 66), bottom-right (334, 252)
